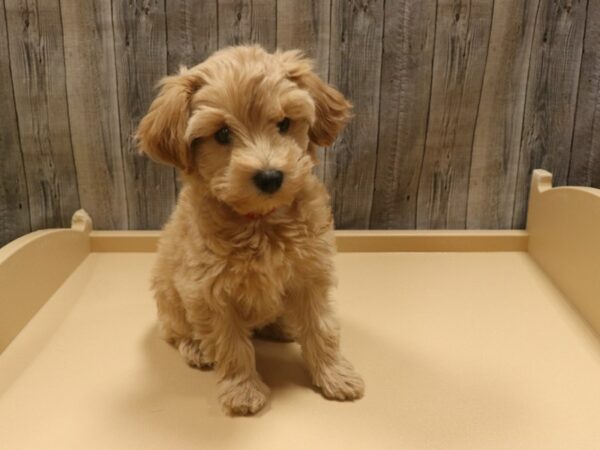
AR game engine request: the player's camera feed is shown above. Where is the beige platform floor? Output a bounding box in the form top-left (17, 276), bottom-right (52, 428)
top-left (1, 251), bottom-right (600, 449)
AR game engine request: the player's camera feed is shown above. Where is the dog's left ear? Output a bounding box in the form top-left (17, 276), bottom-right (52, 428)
top-left (277, 50), bottom-right (352, 147)
top-left (135, 68), bottom-right (201, 173)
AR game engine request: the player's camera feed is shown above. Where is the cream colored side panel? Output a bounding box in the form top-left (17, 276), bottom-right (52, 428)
top-left (527, 170), bottom-right (600, 335)
top-left (0, 210), bottom-right (91, 351)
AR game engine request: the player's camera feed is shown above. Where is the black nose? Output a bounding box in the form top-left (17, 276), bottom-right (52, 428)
top-left (253, 170), bottom-right (284, 194)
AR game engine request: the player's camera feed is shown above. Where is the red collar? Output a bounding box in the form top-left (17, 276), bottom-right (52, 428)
top-left (244, 208), bottom-right (277, 220)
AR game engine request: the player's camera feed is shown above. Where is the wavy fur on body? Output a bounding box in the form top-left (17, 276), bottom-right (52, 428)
top-left (136, 46), bottom-right (364, 415)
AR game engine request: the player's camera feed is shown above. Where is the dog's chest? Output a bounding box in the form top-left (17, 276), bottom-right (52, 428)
top-left (218, 229), bottom-right (298, 324)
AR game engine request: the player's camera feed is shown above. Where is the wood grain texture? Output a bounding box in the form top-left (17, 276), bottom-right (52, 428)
top-left (327, 0), bottom-right (384, 229)
top-left (60, 0), bottom-right (128, 229)
top-left (113, 0), bottom-right (176, 229)
top-left (369, 0), bottom-right (436, 229)
top-left (3, 2), bottom-right (600, 239)
top-left (217, 0), bottom-right (277, 51)
top-left (466, 0), bottom-right (539, 229)
top-left (165, 0), bottom-right (218, 73)
top-left (416, 0), bottom-right (494, 229)
top-left (5, 0), bottom-right (80, 231)
top-left (276, 0), bottom-right (331, 182)
top-left (569, 0), bottom-right (600, 187)
top-left (0, 0), bottom-right (31, 247)
top-left (514, 0), bottom-right (588, 228)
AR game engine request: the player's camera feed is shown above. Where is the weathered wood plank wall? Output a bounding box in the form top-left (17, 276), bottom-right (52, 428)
top-left (113, 0), bottom-right (177, 228)
top-left (570, 0), bottom-right (600, 188)
top-left (1, 0), bottom-right (598, 245)
top-left (327, 0), bottom-right (384, 228)
top-left (467, 0), bottom-right (539, 229)
top-left (417, 0), bottom-right (493, 229)
top-left (370, 0), bottom-right (436, 229)
top-left (0, 0), bottom-right (30, 244)
top-left (5, 0), bottom-right (79, 232)
top-left (61, 0), bottom-right (128, 229)
top-left (513, 0), bottom-right (588, 228)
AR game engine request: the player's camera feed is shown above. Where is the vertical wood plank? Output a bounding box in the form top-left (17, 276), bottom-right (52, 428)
top-left (0, 0), bottom-right (31, 246)
top-left (61, 0), bottom-right (128, 229)
top-left (5, 0), bottom-right (80, 231)
top-left (327, 0), bottom-right (384, 229)
top-left (416, 0), bottom-right (493, 229)
top-left (113, 0), bottom-right (176, 229)
top-left (165, 0), bottom-right (218, 73)
top-left (369, 0), bottom-right (436, 229)
top-left (466, 0), bottom-right (540, 229)
top-left (276, 0), bottom-right (329, 78)
top-left (217, 0), bottom-right (276, 51)
top-left (569, 0), bottom-right (600, 188)
top-left (514, 0), bottom-right (588, 228)
top-left (277, 0), bottom-right (331, 182)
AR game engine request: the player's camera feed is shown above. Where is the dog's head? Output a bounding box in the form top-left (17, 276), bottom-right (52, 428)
top-left (135, 46), bottom-right (351, 216)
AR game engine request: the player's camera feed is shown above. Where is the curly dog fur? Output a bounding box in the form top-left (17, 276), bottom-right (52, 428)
top-left (136, 45), bottom-right (364, 415)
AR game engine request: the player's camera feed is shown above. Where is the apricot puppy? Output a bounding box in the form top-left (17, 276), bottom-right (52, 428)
top-left (136, 45), bottom-right (364, 415)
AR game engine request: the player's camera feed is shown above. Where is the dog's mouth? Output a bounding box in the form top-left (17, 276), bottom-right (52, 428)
top-left (229, 196), bottom-right (287, 219)
top-left (211, 185), bottom-right (288, 220)
top-left (243, 208), bottom-right (278, 220)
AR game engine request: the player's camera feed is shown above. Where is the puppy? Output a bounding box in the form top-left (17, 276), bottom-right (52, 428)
top-left (136, 45), bottom-right (364, 415)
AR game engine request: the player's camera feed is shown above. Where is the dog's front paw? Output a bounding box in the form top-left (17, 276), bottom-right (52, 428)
top-left (218, 377), bottom-right (270, 415)
top-left (313, 357), bottom-right (365, 401)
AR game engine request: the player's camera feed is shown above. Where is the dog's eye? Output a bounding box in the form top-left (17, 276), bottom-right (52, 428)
top-left (277, 117), bottom-right (291, 133)
top-left (214, 127), bottom-right (231, 145)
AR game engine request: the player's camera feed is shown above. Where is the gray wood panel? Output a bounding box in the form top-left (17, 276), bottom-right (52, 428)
top-left (467, 0), bottom-right (539, 229)
top-left (5, 0), bottom-right (80, 230)
top-left (416, 0), bottom-right (494, 229)
top-left (276, 0), bottom-right (331, 182)
top-left (327, 0), bottom-right (384, 229)
top-left (369, 0), bottom-right (436, 229)
top-left (60, 0), bottom-right (128, 229)
top-left (113, 0), bottom-right (176, 229)
top-left (2, 1), bottom-right (600, 240)
top-left (569, 0), bottom-right (600, 187)
top-left (217, 0), bottom-right (276, 51)
top-left (0, 0), bottom-right (30, 247)
top-left (513, 0), bottom-right (588, 228)
top-left (165, 0), bottom-right (218, 73)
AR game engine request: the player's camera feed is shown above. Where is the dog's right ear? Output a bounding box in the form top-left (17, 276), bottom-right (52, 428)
top-left (136, 69), bottom-right (201, 173)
